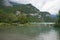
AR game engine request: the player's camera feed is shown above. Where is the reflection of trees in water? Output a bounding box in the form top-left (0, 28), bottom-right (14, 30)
top-left (54, 10), bottom-right (60, 40)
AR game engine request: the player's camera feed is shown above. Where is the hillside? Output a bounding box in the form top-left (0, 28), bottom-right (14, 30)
top-left (0, 1), bottom-right (56, 22)
top-left (0, 1), bottom-right (40, 14)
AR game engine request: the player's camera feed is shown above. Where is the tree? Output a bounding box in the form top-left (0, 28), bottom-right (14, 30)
top-left (0, 12), bottom-right (17, 23)
top-left (54, 10), bottom-right (60, 28)
top-left (18, 13), bottom-right (29, 24)
top-left (54, 10), bottom-right (60, 40)
top-left (7, 13), bottom-right (18, 23)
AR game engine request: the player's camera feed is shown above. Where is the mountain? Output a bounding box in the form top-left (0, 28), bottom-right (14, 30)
top-left (9, 2), bottom-right (24, 6)
top-left (0, 1), bottom-right (56, 22)
top-left (0, 1), bottom-right (40, 14)
top-left (50, 14), bottom-right (58, 19)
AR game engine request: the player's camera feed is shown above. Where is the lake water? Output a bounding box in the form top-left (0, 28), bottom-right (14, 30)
top-left (35, 29), bottom-right (59, 40)
top-left (0, 24), bottom-right (59, 40)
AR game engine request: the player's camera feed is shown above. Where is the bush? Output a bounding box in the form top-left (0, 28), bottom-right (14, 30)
top-left (0, 13), bottom-right (18, 23)
top-left (54, 10), bottom-right (60, 28)
top-left (18, 14), bottom-right (29, 24)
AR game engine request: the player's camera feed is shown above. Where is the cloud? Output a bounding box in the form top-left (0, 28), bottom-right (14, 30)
top-left (41, 0), bottom-right (60, 14)
top-left (29, 0), bottom-right (60, 14)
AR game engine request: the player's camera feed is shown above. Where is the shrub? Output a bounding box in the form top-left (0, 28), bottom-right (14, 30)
top-left (18, 14), bottom-right (29, 24)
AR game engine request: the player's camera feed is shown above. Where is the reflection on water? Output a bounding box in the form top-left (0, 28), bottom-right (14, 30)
top-left (0, 29), bottom-right (59, 40)
top-left (0, 24), bottom-right (59, 40)
top-left (36, 29), bottom-right (59, 40)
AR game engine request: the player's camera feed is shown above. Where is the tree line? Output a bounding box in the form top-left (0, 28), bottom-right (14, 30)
top-left (0, 10), bottom-right (29, 24)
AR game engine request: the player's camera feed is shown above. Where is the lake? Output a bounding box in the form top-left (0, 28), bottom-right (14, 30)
top-left (0, 23), bottom-right (59, 40)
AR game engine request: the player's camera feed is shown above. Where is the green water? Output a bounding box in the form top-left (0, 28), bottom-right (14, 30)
top-left (0, 24), bottom-right (59, 40)
top-left (0, 24), bottom-right (51, 36)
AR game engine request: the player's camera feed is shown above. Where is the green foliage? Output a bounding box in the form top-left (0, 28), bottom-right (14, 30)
top-left (0, 13), bottom-right (17, 23)
top-left (0, 9), bottom-right (29, 24)
top-left (18, 13), bottom-right (29, 24)
top-left (39, 12), bottom-right (55, 22)
top-left (54, 10), bottom-right (60, 28)
top-left (27, 16), bottom-right (42, 22)
top-left (6, 13), bottom-right (18, 23)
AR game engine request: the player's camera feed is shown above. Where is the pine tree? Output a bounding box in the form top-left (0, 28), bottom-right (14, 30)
top-left (54, 10), bottom-right (60, 29)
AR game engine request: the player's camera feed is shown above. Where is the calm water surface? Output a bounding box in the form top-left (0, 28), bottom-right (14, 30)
top-left (0, 24), bottom-right (59, 40)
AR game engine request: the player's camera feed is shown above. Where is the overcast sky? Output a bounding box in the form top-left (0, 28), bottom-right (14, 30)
top-left (10, 0), bottom-right (60, 15)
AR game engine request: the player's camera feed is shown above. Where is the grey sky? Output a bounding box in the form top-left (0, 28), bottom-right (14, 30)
top-left (9, 0), bottom-right (60, 15)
